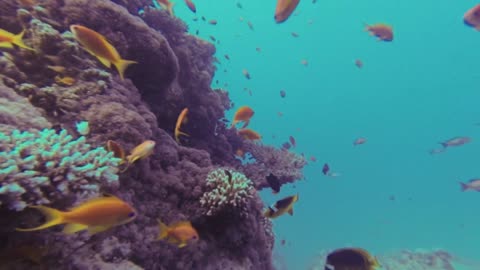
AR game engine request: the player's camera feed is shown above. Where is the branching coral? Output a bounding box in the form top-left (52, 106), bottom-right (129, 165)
top-left (241, 142), bottom-right (307, 189)
top-left (0, 128), bottom-right (121, 211)
top-left (200, 168), bottom-right (255, 216)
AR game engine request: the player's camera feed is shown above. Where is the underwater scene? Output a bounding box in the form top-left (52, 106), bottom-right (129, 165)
top-left (0, 0), bottom-right (480, 269)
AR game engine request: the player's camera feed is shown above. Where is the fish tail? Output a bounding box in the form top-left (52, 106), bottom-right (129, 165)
top-left (439, 142), bottom-right (447, 148)
top-left (16, 206), bottom-right (65, 232)
top-left (12, 30), bottom-right (35, 51)
top-left (120, 160), bottom-right (132, 173)
top-left (459, 182), bottom-right (469, 192)
top-left (168, 2), bottom-right (176, 16)
top-left (113, 59), bottom-right (137, 80)
top-left (157, 219), bottom-right (169, 240)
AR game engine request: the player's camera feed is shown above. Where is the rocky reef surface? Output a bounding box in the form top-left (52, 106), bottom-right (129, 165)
top-left (308, 248), bottom-right (480, 270)
top-left (0, 0), bottom-right (306, 269)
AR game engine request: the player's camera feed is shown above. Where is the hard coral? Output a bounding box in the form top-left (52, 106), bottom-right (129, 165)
top-left (241, 142), bottom-right (307, 189)
top-left (0, 128), bottom-right (121, 211)
top-left (200, 168), bottom-right (255, 216)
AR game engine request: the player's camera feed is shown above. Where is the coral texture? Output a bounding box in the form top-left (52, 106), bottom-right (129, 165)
top-left (0, 128), bottom-right (121, 211)
top-left (200, 168), bottom-right (255, 216)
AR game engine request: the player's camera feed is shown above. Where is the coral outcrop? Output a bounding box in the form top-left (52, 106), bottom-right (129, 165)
top-left (0, 0), bottom-right (306, 269)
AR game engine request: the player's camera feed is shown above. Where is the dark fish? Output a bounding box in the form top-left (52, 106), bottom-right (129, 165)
top-left (201, 16), bottom-right (206, 21)
top-left (459, 179), bottom-right (480, 192)
top-left (280, 90), bottom-right (286, 98)
top-left (289, 136), bottom-right (296, 147)
top-left (195, 30), bottom-right (199, 35)
top-left (282, 142), bottom-right (291, 150)
top-left (266, 173), bottom-right (281, 193)
top-left (440, 136), bottom-right (471, 148)
top-left (322, 163), bottom-right (329, 175)
top-left (325, 248), bottom-right (379, 270)
top-left (247, 21), bottom-right (254, 30)
top-left (224, 169), bottom-right (232, 183)
top-left (236, 2), bottom-right (242, 9)
top-left (264, 194), bottom-right (299, 219)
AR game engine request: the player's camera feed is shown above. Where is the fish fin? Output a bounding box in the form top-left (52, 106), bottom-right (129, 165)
top-left (288, 208), bottom-right (293, 216)
top-left (12, 30), bottom-right (34, 51)
top-left (241, 120), bottom-right (250, 129)
top-left (96, 56), bottom-right (112, 68)
top-left (459, 182), bottom-right (469, 192)
top-left (16, 206), bottom-right (65, 232)
top-left (178, 241), bottom-right (187, 248)
top-left (62, 223), bottom-right (88, 234)
top-left (178, 131), bottom-right (190, 137)
top-left (438, 142), bottom-right (447, 148)
top-left (88, 225), bottom-right (111, 235)
top-left (157, 219), bottom-right (169, 240)
top-left (0, 42), bottom-right (14, 48)
top-left (112, 58), bottom-right (137, 80)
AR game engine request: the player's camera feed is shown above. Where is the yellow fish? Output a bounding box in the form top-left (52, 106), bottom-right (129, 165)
top-left (47, 65), bottom-right (66, 73)
top-left (54, 75), bottom-right (75, 85)
top-left (126, 140), bottom-right (156, 165)
top-left (175, 108), bottom-right (190, 143)
top-left (16, 195), bottom-right (136, 235)
top-left (325, 247), bottom-right (380, 270)
top-left (0, 28), bottom-right (34, 51)
top-left (70, 24), bottom-right (137, 80)
top-left (157, 219), bottom-right (199, 248)
top-left (264, 194), bottom-right (298, 219)
top-left (156, 0), bottom-right (175, 16)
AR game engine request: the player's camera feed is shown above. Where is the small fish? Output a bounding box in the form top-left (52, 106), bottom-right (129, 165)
top-left (282, 142), bottom-right (291, 150)
top-left (54, 75), bottom-right (75, 86)
top-left (224, 54), bottom-right (230, 60)
top-left (459, 179), bottom-right (480, 192)
top-left (439, 137), bottom-right (471, 148)
top-left (242, 69), bottom-right (251, 79)
top-left (224, 169), bottom-right (233, 183)
top-left (277, 112), bottom-right (284, 117)
top-left (264, 194), bottom-right (299, 219)
top-left (16, 195), bottom-right (136, 235)
top-left (193, 17), bottom-right (199, 21)
top-left (47, 65), bottom-right (66, 73)
top-left (464, 4), bottom-right (480, 30)
top-left (322, 163), bottom-right (329, 175)
top-left (266, 173), bottom-right (281, 194)
top-left (353, 137), bottom-right (367, 146)
top-left (355, 59), bottom-right (363, 68)
top-left (106, 140), bottom-right (126, 163)
top-left (291, 32), bottom-right (299, 37)
top-left (300, 59), bottom-right (308, 66)
top-left (175, 108), bottom-right (190, 143)
top-left (365, 23), bottom-right (393, 42)
top-left (156, 0), bottom-right (175, 16)
top-left (0, 28), bottom-right (34, 51)
top-left (231, 106), bottom-right (254, 128)
top-left (274, 0), bottom-right (300, 23)
top-left (310, 156), bottom-right (317, 162)
top-left (280, 90), bottom-right (286, 98)
top-left (208, 19), bottom-right (217, 25)
top-left (70, 25), bottom-right (137, 80)
top-left (184, 0), bottom-right (196, 13)
top-left (236, 2), bottom-right (243, 9)
top-left (289, 136), bottom-right (296, 147)
top-left (126, 140), bottom-right (156, 165)
top-left (238, 128), bottom-right (261, 141)
top-left (256, 47), bottom-right (262, 52)
top-left (247, 21), bottom-right (254, 30)
top-left (201, 16), bottom-right (206, 21)
top-left (157, 219), bottom-right (199, 248)
top-left (281, 239), bottom-right (286, 246)
top-left (209, 35), bottom-right (216, 42)
top-left (325, 248), bottom-right (380, 270)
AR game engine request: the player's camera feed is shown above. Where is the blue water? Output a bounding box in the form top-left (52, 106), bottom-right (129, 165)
top-left (174, 0), bottom-right (480, 269)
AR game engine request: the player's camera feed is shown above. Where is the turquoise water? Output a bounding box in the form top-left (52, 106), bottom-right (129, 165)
top-left (175, 0), bottom-right (479, 269)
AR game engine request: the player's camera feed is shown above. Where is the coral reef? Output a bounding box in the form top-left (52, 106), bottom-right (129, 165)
top-left (0, 0), bottom-right (306, 268)
top-left (0, 128), bottom-right (121, 211)
top-left (308, 248), bottom-right (480, 270)
top-left (200, 168), bottom-right (255, 217)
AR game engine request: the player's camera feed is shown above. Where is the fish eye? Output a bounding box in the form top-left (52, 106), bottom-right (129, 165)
top-left (192, 235), bottom-right (198, 240)
top-left (128, 212), bottom-right (136, 218)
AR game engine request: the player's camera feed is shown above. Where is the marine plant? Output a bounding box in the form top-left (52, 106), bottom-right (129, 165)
top-left (0, 128), bottom-right (121, 211)
top-left (200, 168), bottom-right (255, 216)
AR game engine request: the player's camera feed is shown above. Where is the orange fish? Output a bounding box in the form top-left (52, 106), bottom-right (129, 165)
top-left (54, 75), bottom-right (75, 86)
top-left (464, 4), bottom-right (480, 30)
top-left (231, 106), bottom-right (254, 128)
top-left (365, 23), bottom-right (393, 42)
top-left (16, 195), bottom-right (136, 235)
top-left (175, 108), bottom-right (190, 143)
top-left (274, 0), bottom-right (300, 23)
top-left (355, 59), bottom-right (363, 68)
top-left (106, 140), bottom-right (126, 164)
top-left (238, 128), bottom-right (261, 141)
top-left (126, 140), bottom-right (156, 164)
top-left (157, 219), bottom-right (199, 248)
top-left (0, 28), bottom-right (34, 51)
top-left (70, 25), bottom-right (137, 80)
top-left (184, 0), bottom-right (196, 13)
top-left (242, 69), bottom-right (251, 79)
top-left (156, 0), bottom-right (175, 16)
